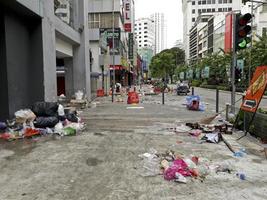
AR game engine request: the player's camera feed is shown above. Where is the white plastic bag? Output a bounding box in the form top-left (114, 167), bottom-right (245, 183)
top-left (58, 104), bottom-right (65, 116)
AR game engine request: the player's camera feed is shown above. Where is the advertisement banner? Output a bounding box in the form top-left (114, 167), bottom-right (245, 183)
top-left (195, 68), bottom-right (200, 79)
top-left (241, 66), bottom-right (267, 113)
top-left (180, 72), bottom-right (185, 80)
top-left (202, 66), bottom-right (210, 78)
top-left (224, 13), bottom-right (233, 53)
top-left (100, 28), bottom-right (121, 54)
top-left (128, 33), bottom-right (134, 60)
top-left (123, 0), bottom-right (132, 32)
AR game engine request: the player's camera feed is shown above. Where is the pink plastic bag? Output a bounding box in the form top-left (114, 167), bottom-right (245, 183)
top-left (164, 159), bottom-right (191, 181)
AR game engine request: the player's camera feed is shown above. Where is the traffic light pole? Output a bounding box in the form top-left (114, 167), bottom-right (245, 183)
top-left (231, 13), bottom-right (237, 114)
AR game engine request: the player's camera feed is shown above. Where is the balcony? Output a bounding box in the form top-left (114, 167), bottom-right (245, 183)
top-left (54, 0), bottom-right (73, 27)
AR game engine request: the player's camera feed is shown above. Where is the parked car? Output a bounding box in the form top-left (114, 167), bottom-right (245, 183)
top-left (176, 83), bottom-right (190, 95)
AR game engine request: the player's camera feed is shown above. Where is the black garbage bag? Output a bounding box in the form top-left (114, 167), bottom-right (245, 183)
top-left (34, 116), bottom-right (59, 128)
top-left (66, 113), bottom-right (79, 123)
top-left (32, 102), bottom-right (59, 117)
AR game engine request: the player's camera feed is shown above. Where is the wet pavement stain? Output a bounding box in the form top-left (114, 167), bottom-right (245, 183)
top-left (94, 132), bottom-right (105, 136)
top-left (86, 157), bottom-right (103, 166)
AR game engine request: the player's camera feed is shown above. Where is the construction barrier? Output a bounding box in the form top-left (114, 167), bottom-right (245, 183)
top-left (127, 91), bottom-right (139, 104)
top-left (97, 89), bottom-right (105, 97)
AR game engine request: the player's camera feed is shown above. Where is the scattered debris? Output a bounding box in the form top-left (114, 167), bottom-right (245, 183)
top-left (0, 102), bottom-right (85, 141)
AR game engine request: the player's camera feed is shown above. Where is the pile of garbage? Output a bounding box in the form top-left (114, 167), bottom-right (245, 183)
top-left (186, 95), bottom-right (205, 111)
top-left (0, 102), bottom-right (85, 141)
top-left (139, 148), bottom-right (235, 183)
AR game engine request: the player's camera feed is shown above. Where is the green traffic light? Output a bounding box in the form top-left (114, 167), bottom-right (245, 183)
top-left (238, 38), bottom-right (251, 49)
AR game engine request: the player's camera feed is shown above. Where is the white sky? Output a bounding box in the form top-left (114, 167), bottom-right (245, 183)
top-left (135, 0), bottom-right (183, 49)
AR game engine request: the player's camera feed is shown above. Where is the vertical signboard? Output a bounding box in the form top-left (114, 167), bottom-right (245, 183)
top-left (224, 13), bottom-right (233, 53)
top-left (241, 66), bottom-right (267, 113)
top-left (128, 33), bottom-right (134, 60)
top-left (123, 0), bottom-right (132, 32)
top-left (100, 28), bottom-right (121, 54)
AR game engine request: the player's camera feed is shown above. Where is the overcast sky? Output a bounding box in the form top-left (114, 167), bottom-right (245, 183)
top-left (135, 0), bottom-right (183, 49)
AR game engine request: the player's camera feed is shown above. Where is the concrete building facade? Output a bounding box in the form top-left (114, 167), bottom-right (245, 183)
top-left (88, 0), bottom-right (136, 94)
top-left (0, 0), bottom-right (91, 120)
top-left (182, 0), bottom-right (242, 62)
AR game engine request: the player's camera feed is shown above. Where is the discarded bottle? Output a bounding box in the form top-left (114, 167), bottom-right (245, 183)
top-left (236, 173), bottom-right (246, 180)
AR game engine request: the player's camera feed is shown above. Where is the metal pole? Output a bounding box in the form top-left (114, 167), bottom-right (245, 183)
top-left (226, 103), bottom-right (230, 121)
top-left (216, 88), bottom-right (219, 113)
top-left (191, 87), bottom-right (194, 95)
top-left (231, 13), bottom-right (237, 114)
top-left (249, 1), bottom-right (254, 85)
top-left (112, 0), bottom-right (115, 102)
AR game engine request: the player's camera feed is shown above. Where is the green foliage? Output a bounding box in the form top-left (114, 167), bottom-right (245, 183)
top-left (150, 47), bottom-right (185, 82)
top-left (191, 80), bottom-right (202, 87)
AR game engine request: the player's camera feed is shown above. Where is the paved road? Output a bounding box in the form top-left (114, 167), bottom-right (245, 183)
top-left (1, 92), bottom-right (267, 200)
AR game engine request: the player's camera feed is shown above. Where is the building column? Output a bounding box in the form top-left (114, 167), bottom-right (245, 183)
top-left (42, 0), bottom-right (57, 102)
top-left (64, 57), bottom-right (74, 98)
top-left (72, 0), bottom-right (91, 101)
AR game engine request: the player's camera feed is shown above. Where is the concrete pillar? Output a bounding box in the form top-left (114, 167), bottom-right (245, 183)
top-left (72, 0), bottom-right (91, 101)
top-left (64, 57), bottom-right (74, 98)
top-left (41, 0), bottom-right (57, 102)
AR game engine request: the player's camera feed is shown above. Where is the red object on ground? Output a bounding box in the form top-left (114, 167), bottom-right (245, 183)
top-left (97, 89), bottom-right (105, 97)
top-left (188, 100), bottom-right (199, 110)
top-left (127, 91), bottom-right (139, 104)
top-left (0, 133), bottom-right (12, 140)
top-left (154, 87), bottom-right (161, 94)
top-left (24, 128), bottom-right (40, 137)
top-left (164, 159), bottom-right (192, 181)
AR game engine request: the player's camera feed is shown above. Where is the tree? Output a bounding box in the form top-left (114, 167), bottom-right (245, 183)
top-left (150, 47), bottom-right (185, 83)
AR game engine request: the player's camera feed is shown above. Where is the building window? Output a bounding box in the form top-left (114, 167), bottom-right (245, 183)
top-left (228, 7), bottom-right (232, 11)
top-left (139, 23), bottom-right (141, 26)
top-left (223, 8), bottom-right (227, 12)
top-left (223, 0), bottom-right (227, 3)
top-left (202, 9), bottom-right (206, 13)
top-left (144, 27), bottom-right (148, 29)
top-left (198, 1), bottom-right (201, 5)
top-left (139, 45), bottom-right (141, 47)
top-left (144, 44), bottom-right (148, 47)
top-left (212, 0), bottom-right (215, 3)
top-left (139, 40), bottom-right (141, 43)
top-left (144, 40), bottom-right (148, 42)
top-left (139, 32), bottom-right (141, 34)
top-left (192, 18), bottom-right (195, 22)
top-left (192, 1), bottom-right (195, 5)
top-left (192, 9), bottom-right (195, 14)
top-left (207, 0), bottom-right (211, 4)
top-left (139, 36), bottom-right (141, 38)
top-left (207, 8), bottom-right (211, 12)
top-left (144, 31), bottom-right (148, 33)
top-left (228, 0), bottom-right (232, 3)
top-left (144, 35), bottom-right (148, 38)
top-left (212, 8), bottom-right (215, 12)
top-left (219, 0), bottom-right (222, 3)
top-left (218, 8), bottom-right (222, 12)
top-left (198, 9), bottom-right (201, 14)
top-left (144, 22), bottom-right (148, 25)
top-left (202, 0), bottom-right (206, 5)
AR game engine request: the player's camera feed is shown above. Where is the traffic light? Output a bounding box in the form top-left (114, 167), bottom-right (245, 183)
top-left (235, 13), bottom-right (252, 51)
top-left (235, 67), bottom-right (242, 84)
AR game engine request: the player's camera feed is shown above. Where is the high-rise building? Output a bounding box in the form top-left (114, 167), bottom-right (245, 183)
top-left (134, 18), bottom-right (155, 50)
top-left (182, 0), bottom-right (242, 62)
top-left (151, 12), bottom-right (166, 54)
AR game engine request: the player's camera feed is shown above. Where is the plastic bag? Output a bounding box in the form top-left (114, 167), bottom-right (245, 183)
top-left (34, 116), bottom-right (59, 128)
top-left (14, 109), bottom-right (36, 124)
top-left (58, 104), bottom-right (65, 116)
top-left (75, 90), bottom-right (84, 100)
top-left (32, 102), bottom-right (58, 117)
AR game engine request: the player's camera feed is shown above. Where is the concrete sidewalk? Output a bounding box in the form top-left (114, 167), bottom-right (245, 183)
top-left (0, 95), bottom-right (267, 200)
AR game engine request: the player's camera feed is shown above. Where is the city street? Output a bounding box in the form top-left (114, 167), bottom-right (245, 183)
top-left (1, 87), bottom-right (267, 200)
